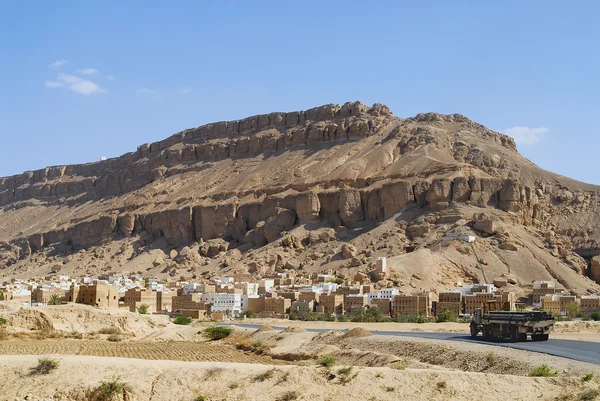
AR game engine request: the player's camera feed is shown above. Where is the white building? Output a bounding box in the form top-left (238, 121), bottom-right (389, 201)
top-left (201, 293), bottom-right (243, 316)
top-left (367, 288), bottom-right (400, 307)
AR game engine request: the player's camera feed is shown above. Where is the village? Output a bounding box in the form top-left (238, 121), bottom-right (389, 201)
top-left (2, 256), bottom-right (599, 322)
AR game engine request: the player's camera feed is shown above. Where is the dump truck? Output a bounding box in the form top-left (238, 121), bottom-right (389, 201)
top-left (470, 301), bottom-right (555, 342)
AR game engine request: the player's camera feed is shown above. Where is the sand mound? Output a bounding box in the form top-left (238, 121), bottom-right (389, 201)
top-left (252, 325), bottom-right (276, 334)
top-left (283, 326), bottom-right (307, 333)
top-left (342, 328), bottom-right (372, 339)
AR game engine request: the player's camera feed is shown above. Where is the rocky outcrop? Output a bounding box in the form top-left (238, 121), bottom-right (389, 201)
top-left (0, 101), bottom-right (393, 207)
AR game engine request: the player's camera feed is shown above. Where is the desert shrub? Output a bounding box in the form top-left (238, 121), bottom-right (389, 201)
top-left (436, 308), bottom-right (456, 323)
top-left (582, 372), bottom-right (595, 382)
top-left (529, 364), bottom-right (559, 377)
top-left (253, 368), bottom-right (275, 382)
top-left (32, 357), bottom-right (59, 374)
top-left (137, 304), bottom-right (149, 314)
top-left (591, 312), bottom-right (600, 321)
top-left (276, 390), bottom-right (300, 401)
top-left (0, 316), bottom-right (7, 326)
top-left (486, 351), bottom-right (497, 366)
top-left (36, 329), bottom-right (63, 340)
top-left (375, 372), bottom-right (384, 378)
top-left (194, 395), bottom-right (206, 401)
top-left (203, 326), bottom-right (232, 340)
top-left (580, 389), bottom-right (600, 401)
top-left (397, 312), bottom-right (429, 323)
top-left (228, 382), bottom-right (240, 389)
top-left (48, 294), bottom-right (62, 305)
top-left (69, 331), bottom-right (83, 339)
top-left (390, 364), bottom-right (405, 370)
top-left (98, 327), bottom-right (120, 335)
top-left (385, 386), bottom-right (395, 392)
top-left (318, 355), bottom-right (336, 368)
top-left (337, 366), bottom-right (357, 384)
top-left (436, 381), bottom-right (447, 390)
top-left (241, 310), bottom-right (256, 318)
top-left (98, 376), bottom-right (127, 399)
top-left (515, 303), bottom-right (527, 311)
top-left (107, 333), bottom-right (123, 342)
top-left (337, 314), bottom-right (349, 322)
top-left (173, 314), bottom-right (192, 325)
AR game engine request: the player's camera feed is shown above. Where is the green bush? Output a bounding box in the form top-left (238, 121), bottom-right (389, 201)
top-left (194, 395), bottom-right (206, 401)
top-left (390, 364), bottom-right (405, 370)
top-left (318, 355), bottom-right (336, 368)
top-left (591, 312), bottom-right (600, 321)
top-left (351, 307), bottom-right (386, 323)
top-left (242, 310), bottom-right (256, 318)
top-left (98, 375), bottom-right (127, 399)
top-left (203, 326), bottom-right (232, 341)
top-left (0, 316), bottom-right (7, 326)
top-left (32, 357), bottom-right (59, 374)
top-left (172, 314), bottom-right (192, 325)
top-left (486, 351), bottom-right (497, 366)
top-left (137, 304), bottom-right (149, 314)
top-left (529, 364), bottom-right (559, 377)
top-left (582, 372), bottom-right (595, 382)
top-left (436, 308), bottom-right (456, 323)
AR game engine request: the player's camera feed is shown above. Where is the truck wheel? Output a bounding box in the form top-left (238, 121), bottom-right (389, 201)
top-left (518, 333), bottom-right (527, 342)
top-left (541, 334), bottom-right (549, 341)
top-left (532, 334), bottom-right (543, 341)
top-left (470, 324), bottom-right (478, 338)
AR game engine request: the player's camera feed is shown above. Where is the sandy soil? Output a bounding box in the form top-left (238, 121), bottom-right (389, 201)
top-left (1, 354), bottom-right (598, 401)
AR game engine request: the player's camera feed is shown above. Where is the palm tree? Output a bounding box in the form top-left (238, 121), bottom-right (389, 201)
top-left (48, 294), bottom-right (62, 306)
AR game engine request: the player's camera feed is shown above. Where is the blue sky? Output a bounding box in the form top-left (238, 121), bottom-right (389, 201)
top-left (1, 1), bottom-right (599, 184)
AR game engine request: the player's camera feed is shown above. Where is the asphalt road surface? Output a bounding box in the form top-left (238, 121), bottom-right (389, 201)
top-left (227, 323), bottom-right (600, 365)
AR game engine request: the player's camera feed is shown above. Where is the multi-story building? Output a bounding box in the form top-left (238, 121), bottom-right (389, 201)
top-left (370, 298), bottom-right (391, 316)
top-left (172, 294), bottom-right (207, 311)
top-left (464, 292), bottom-right (496, 315)
top-left (201, 293), bottom-right (243, 316)
top-left (541, 294), bottom-right (561, 315)
top-left (31, 287), bottom-right (65, 305)
top-left (290, 300), bottom-right (315, 316)
top-left (533, 281), bottom-right (557, 305)
top-left (319, 294), bottom-right (344, 315)
top-left (344, 294), bottom-right (368, 313)
top-left (123, 288), bottom-right (163, 313)
top-left (68, 283), bottom-right (119, 308)
top-left (264, 297), bottom-right (291, 316)
top-left (580, 295), bottom-right (600, 315)
top-left (393, 292), bottom-right (432, 317)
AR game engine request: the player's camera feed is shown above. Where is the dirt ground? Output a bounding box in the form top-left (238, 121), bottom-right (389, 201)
top-left (1, 354), bottom-right (599, 401)
top-left (2, 304), bottom-right (600, 400)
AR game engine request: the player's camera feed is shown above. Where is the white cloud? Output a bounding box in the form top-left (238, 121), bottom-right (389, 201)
top-left (504, 126), bottom-right (549, 145)
top-left (76, 68), bottom-right (99, 75)
top-left (107, 75), bottom-right (116, 82)
top-left (180, 86), bottom-right (192, 94)
top-left (45, 73), bottom-right (105, 95)
top-left (137, 88), bottom-right (162, 99)
top-left (44, 80), bottom-right (64, 88)
top-left (49, 60), bottom-right (68, 68)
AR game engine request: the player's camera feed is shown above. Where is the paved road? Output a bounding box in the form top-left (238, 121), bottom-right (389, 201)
top-left (226, 323), bottom-right (600, 365)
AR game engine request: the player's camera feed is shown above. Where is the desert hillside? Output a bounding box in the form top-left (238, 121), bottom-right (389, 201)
top-left (1, 101), bottom-right (599, 296)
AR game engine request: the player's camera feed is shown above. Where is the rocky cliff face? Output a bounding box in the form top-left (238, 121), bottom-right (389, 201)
top-left (1, 101), bottom-right (599, 295)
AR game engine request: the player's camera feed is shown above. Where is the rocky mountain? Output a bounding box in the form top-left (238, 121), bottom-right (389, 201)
top-left (1, 101), bottom-right (599, 297)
